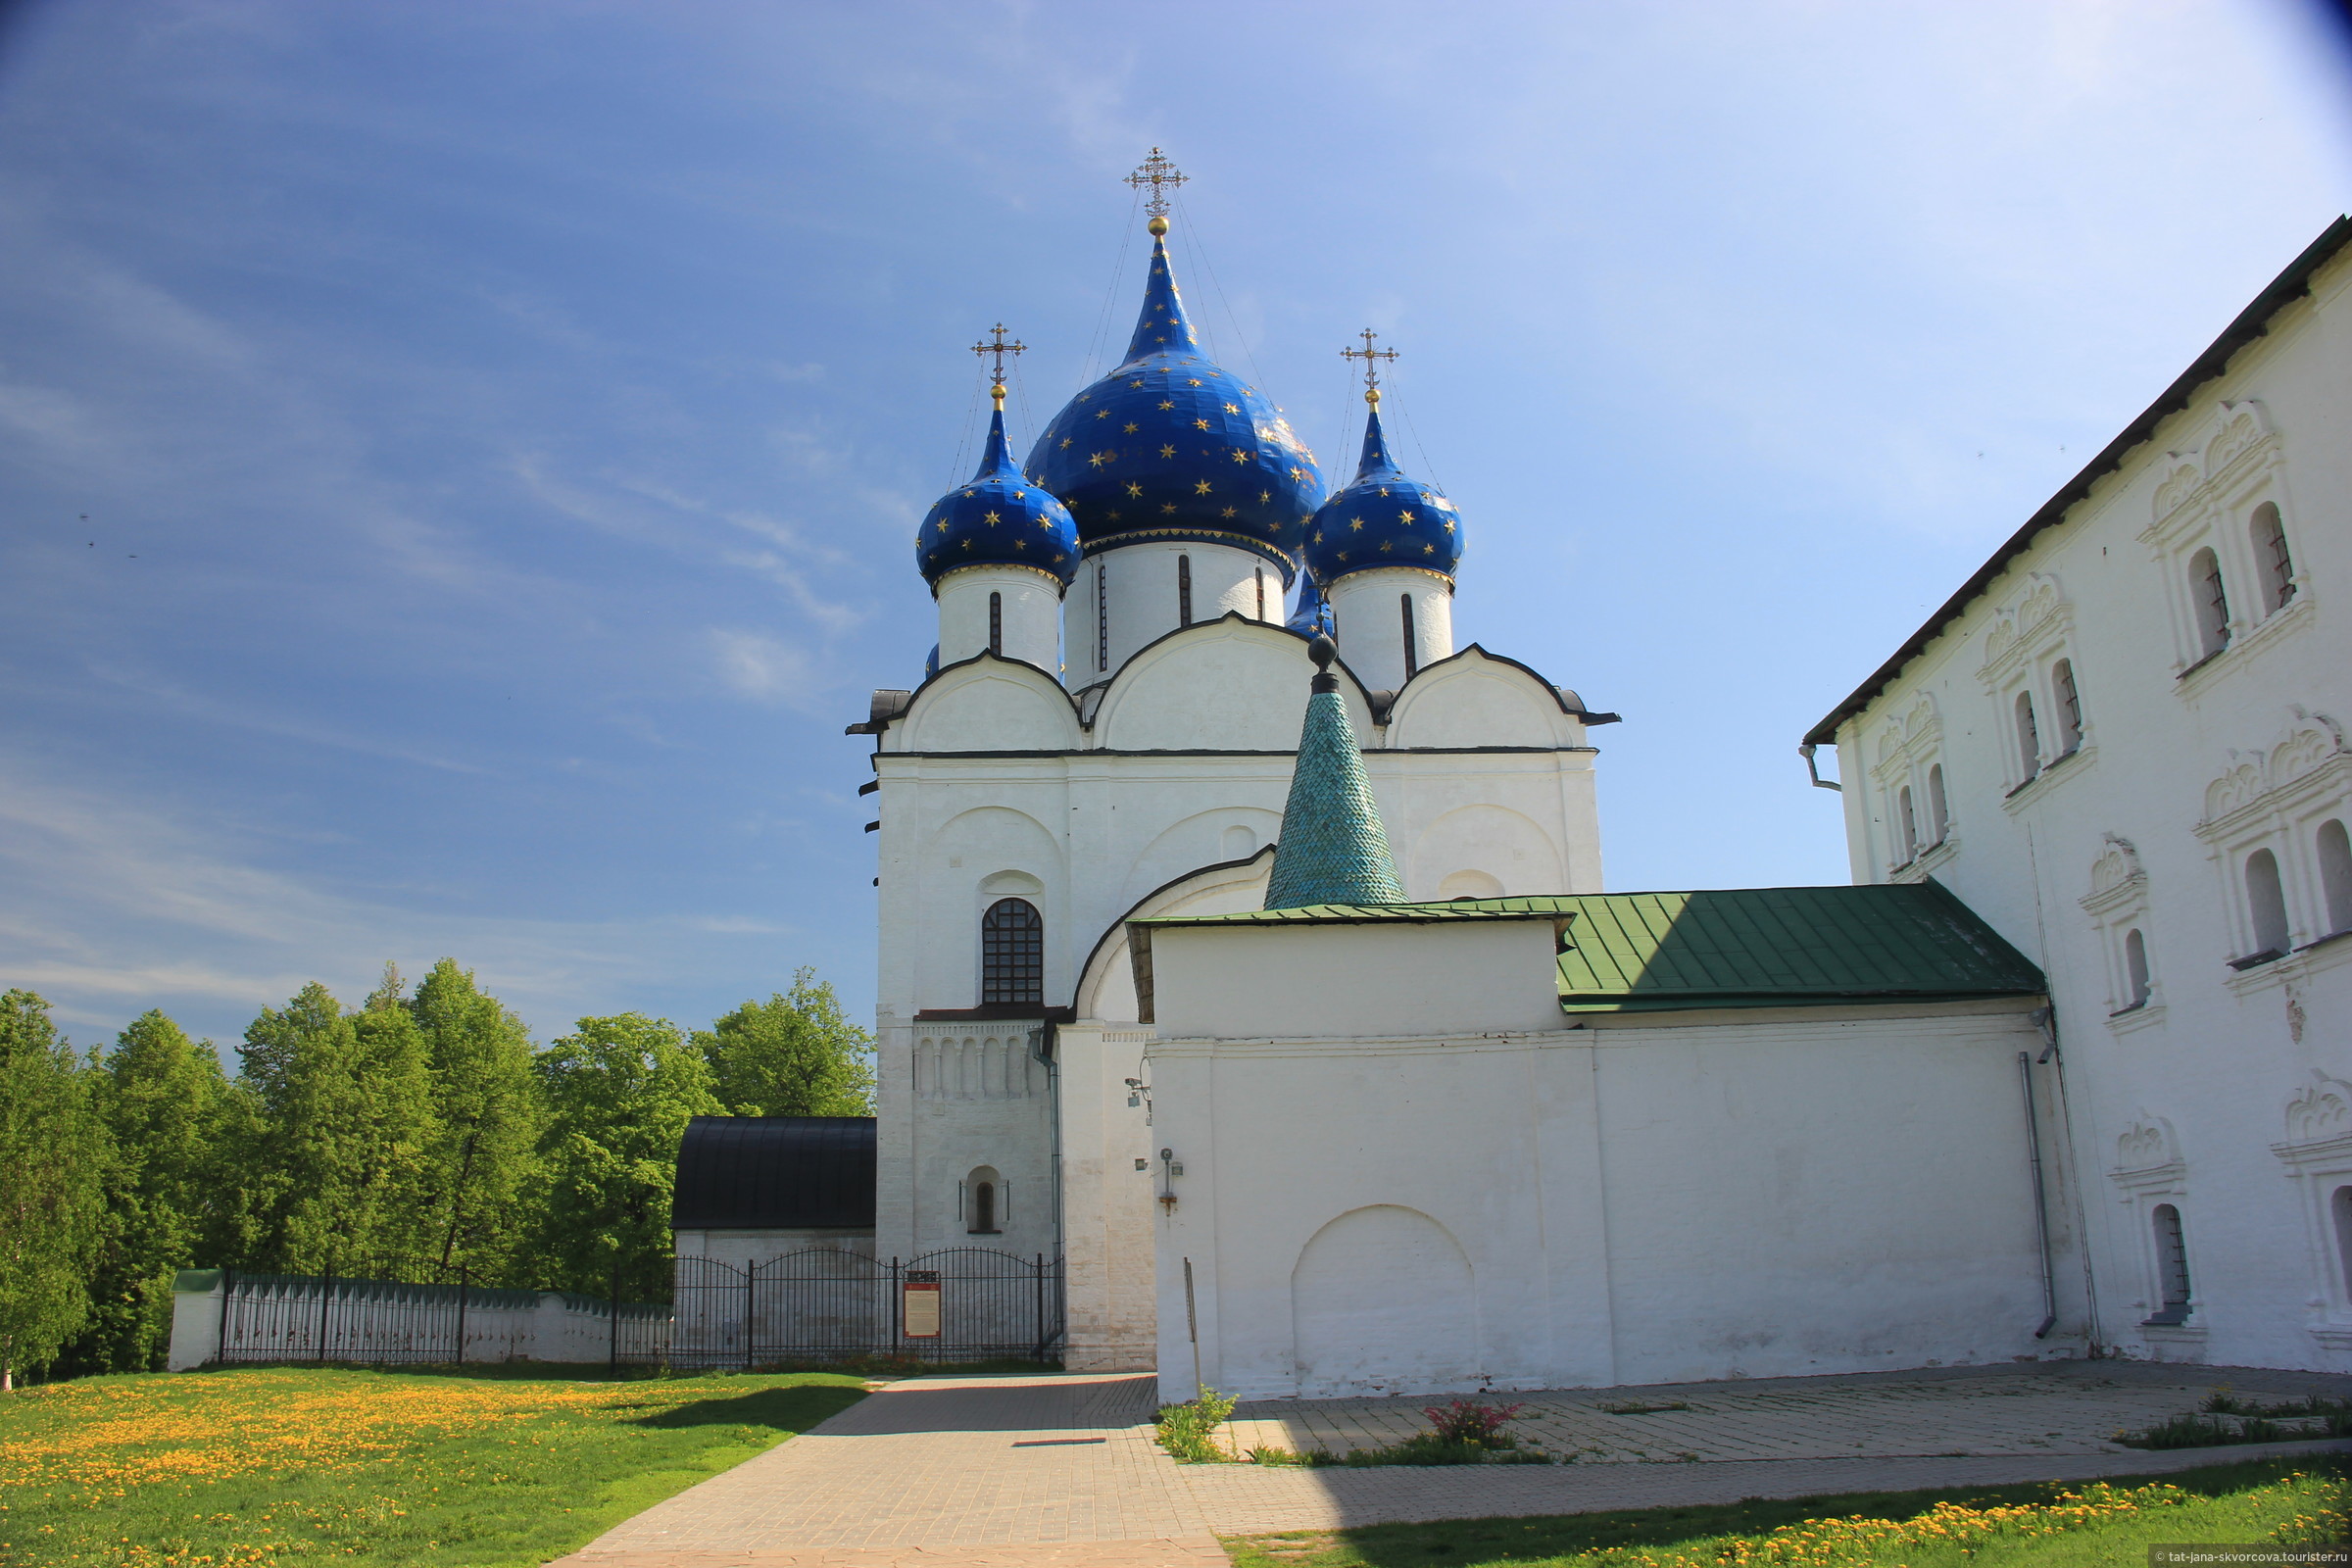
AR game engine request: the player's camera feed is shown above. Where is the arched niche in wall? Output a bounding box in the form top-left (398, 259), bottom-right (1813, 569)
top-left (1407, 804), bottom-right (1563, 900)
top-left (1291, 1205), bottom-right (1478, 1398)
top-left (1094, 617), bottom-right (1375, 751)
top-left (894, 660), bottom-right (1082, 753)
top-left (1124, 808), bottom-right (1287, 909)
top-left (1386, 647), bottom-right (1577, 750)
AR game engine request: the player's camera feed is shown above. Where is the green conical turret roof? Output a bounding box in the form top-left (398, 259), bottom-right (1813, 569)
top-left (1264, 638), bottom-right (1406, 909)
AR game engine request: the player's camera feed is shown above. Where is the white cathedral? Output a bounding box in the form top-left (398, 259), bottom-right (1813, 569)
top-left (685, 172), bottom-right (2349, 1403)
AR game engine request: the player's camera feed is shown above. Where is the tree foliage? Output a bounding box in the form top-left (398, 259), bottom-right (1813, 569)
top-left (696, 968), bottom-right (875, 1118)
top-left (0, 992), bottom-right (110, 1390)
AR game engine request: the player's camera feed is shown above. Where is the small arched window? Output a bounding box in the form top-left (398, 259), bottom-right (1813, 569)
top-left (1177, 555), bottom-right (1193, 626)
top-left (2243, 848), bottom-right (2290, 960)
top-left (2014, 692), bottom-right (2041, 782)
top-left (2148, 1203), bottom-right (2191, 1324)
top-left (1896, 785), bottom-right (1918, 863)
top-left (963, 1164), bottom-right (1004, 1234)
top-left (1926, 763), bottom-right (1949, 845)
top-left (988, 591), bottom-right (1003, 656)
top-left (1400, 595), bottom-right (1418, 679)
top-left (2123, 928), bottom-right (2151, 1009)
top-left (2252, 502), bottom-right (2296, 614)
top-left (1254, 566), bottom-right (1266, 621)
top-left (981, 898), bottom-right (1044, 1005)
top-left (2050, 659), bottom-right (2082, 755)
top-left (2332, 1186), bottom-right (2352, 1302)
top-left (2317, 818), bottom-right (2352, 936)
top-left (2191, 547), bottom-right (2231, 658)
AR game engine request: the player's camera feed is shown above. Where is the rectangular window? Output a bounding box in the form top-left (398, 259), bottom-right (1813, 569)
top-left (1095, 560), bottom-right (1108, 674)
top-left (1178, 555), bottom-right (1193, 627)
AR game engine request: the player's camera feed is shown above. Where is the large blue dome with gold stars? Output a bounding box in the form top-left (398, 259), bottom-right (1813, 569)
top-left (916, 404), bottom-right (1079, 591)
top-left (1025, 230), bottom-right (1324, 580)
top-left (1303, 404), bottom-right (1462, 587)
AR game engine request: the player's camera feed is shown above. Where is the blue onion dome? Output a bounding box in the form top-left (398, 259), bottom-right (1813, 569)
top-left (916, 396), bottom-right (1079, 592)
top-left (1302, 398), bottom-right (1462, 588)
top-left (1025, 221), bottom-right (1325, 580)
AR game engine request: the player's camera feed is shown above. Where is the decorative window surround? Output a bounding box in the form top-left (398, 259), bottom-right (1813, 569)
top-left (1869, 692), bottom-right (1950, 879)
top-left (2142, 400), bottom-right (2314, 685)
top-left (2271, 1073), bottom-right (2352, 1345)
top-left (2081, 834), bottom-right (2163, 1024)
top-left (2196, 711), bottom-right (2351, 977)
top-left (1889, 833), bottom-right (1959, 886)
top-left (1978, 575), bottom-right (2093, 798)
top-left (2108, 1114), bottom-right (2203, 1347)
top-left (2176, 594), bottom-right (2316, 699)
top-left (2001, 743), bottom-right (2096, 815)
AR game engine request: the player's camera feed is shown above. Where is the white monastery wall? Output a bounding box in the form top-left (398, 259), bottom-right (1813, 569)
top-left (1147, 920), bottom-right (1567, 1039)
top-left (1143, 916), bottom-right (2053, 1400)
top-left (1825, 244), bottom-right (2352, 1371)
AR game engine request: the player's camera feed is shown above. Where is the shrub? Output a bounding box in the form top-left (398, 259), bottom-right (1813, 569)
top-left (1156, 1385), bottom-right (1239, 1463)
top-left (1424, 1396), bottom-right (1526, 1445)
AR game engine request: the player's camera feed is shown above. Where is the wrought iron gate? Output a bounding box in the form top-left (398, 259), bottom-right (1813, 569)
top-left (671, 1248), bottom-right (1063, 1368)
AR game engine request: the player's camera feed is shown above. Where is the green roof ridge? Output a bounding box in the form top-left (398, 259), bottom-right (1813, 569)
top-left (1264, 650), bottom-right (1405, 909)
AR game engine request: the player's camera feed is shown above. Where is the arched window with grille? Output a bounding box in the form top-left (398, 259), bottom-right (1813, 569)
top-left (981, 898), bottom-right (1044, 1005)
top-left (2320, 819), bottom-right (2352, 937)
top-left (2146, 1203), bottom-right (2192, 1325)
top-left (2191, 547), bottom-right (2231, 658)
top-left (1927, 763), bottom-right (1949, 845)
top-left (2050, 659), bottom-right (2082, 756)
top-left (2251, 502), bottom-right (2296, 614)
top-left (2242, 849), bottom-right (2290, 962)
top-left (2014, 691), bottom-right (2041, 783)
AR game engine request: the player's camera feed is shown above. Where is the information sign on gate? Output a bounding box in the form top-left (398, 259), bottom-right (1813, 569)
top-left (902, 1269), bottom-right (941, 1339)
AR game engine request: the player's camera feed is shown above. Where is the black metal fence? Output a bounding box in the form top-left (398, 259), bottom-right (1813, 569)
top-left (213, 1268), bottom-right (669, 1366)
top-left (672, 1248), bottom-right (1063, 1368)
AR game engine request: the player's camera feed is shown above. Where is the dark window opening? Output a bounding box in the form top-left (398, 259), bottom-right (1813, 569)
top-left (2144, 1203), bottom-right (2191, 1325)
top-left (1178, 555), bottom-right (1193, 626)
top-left (1096, 561), bottom-right (1108, 674)
top-left (2192, 547), bottom-right (2230, 658)
top-left (1254, 566), bottom-right (1266, 621)
top-left (2243, 848), bottom-right (2290, 961)
top-left (989, 591), bottom-right (1003, 656)
top-left (2123, 928), bottom-right (2151, 1009)
top-left (2253, 502), bottom-right (2296, 614)
top-left (1896, 785), bottom-right (1918, 863)
top-left (970, 1181), bottom-right (997, 1234)
top-left (2320, 819), bottom-right (2352, 936)
top-left (1400, 594), bottom-right (1418, 679)
top-left (981, 898), bottom-right (1044, 1005)
top-left (2014, 692), bottom-right (2041, 783)
top-left (2052, 659), bottom-right (2082, 755)
top-left (1927, 763), bottom-right (1949, 845)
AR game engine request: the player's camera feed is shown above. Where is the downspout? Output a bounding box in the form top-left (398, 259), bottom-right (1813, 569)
top-left (1039, 1024), bottom-right (1064, 1256)
top-left (2018, 1042), bottom-right (2058, 1340)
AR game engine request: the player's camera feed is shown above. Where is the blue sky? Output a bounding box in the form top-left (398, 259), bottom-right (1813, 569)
top-left (3, 0), bottom-right (2348, 1053)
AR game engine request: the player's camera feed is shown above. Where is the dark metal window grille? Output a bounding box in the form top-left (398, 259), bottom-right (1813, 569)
top-left (981, 898), bottom-right (1043, 1004)
top-left (1178, 555), bottom-right (1193, 626)
top-left (2052, 659), bottom-right (2082, 753)
top-left (1096, 561), bottom-right (1108, 673)
top-left (2194, 548), bottom-right (2230, 655)
top-left (1400, 594), bottom-right (1418, 679)
top-left (1254, 567), bottom-right (1265, 620)
top-left (988, 592), bottom-right (1003, 656)
top-left (2150, 1203), bottom-right (2191, 1322)
top-left (2256, 504), bottom-right (2296, 611)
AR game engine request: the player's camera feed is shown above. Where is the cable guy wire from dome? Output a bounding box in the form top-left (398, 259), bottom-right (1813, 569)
top-left (1167, 190), bottom-right (1273, 397)
top-left (1080, 185), bottom-right (1145, 385)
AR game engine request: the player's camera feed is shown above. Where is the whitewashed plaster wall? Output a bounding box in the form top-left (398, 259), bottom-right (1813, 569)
top-left (1825, 243), bottom-right (2352, 1371)
top-left (671, 1230), bottom-right (877, 1269)
top-left (1143, 919), bottom-right (2053, 1400)
top-left (864, 615), bottom-right (1606, 1293)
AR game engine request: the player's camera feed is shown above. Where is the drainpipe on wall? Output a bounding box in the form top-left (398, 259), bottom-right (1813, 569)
top-left (2018, 1046), bottom-right (2058, 1341)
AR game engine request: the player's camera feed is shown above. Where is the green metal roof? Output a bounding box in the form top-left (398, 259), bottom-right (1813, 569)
top-left (1550, 883), bottom-right (2043, 1012)
top-left (1134, 896), bottom-right (1577, 929)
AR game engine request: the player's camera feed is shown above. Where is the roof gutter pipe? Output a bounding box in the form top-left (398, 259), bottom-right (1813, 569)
top-left (2018, 1047), bottom-right (2059, 1341)
top-left (1799, 744), bottom-right (1840, 792)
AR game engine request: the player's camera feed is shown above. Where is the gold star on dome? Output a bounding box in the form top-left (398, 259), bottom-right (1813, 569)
top-left (1230, 449), bottom-right (1249, 464)
top-left (1106, 510), bottom-right (1121, 520)
top-left (1159, 444), bottom-right (1176, 459)
top-left (1160, 503), bottom-right (1177, 514)
top-left (1379, 541), bottom-right (1393, 553)
top-left (1013, 490), bottom-right (1026, 500)
top-left (1337, 551), bottom-right (1348, 562)
top-left (1059, 438), bottom-right (1072, 449)
top-left (1097, 410), bottom-right (1110, 419)
top-left (1258, 489), bottom-right (1271, 503)
top-left (1220, 506), bottom-right (1237, 518)
top-left (1194, 418), bottom-right (1210, 430)
top-left (961, 489), bottom-right (975, 498)
top-left (1154, 334), bottom-right (1167, 343)
top-left (1397, 509), bottom-right (1415, 523)
top-left (1077, 393), bottom-right (1091, 403)
top-left (1423, 543), bottom-right (1436, 555)
top-left (1124, 422), bottom-right (1138, 433)
top-left (1052, 552), bottom-right (1065, 563)
top-left (1012, 538), bottom-right (1027, 550)
top-left (1125, 482), bottom-right (1142, 497)
top-left (1379, 486), bottom-right (1391, 497)
top-left (983, 511), bottom-right (1002, 524)
top-left (1289, 467), bottom-right (1306, 481)
top-left (1188, 378), bottom-right (1202, 386)
top-left (1312, 529), bottom-right (1324, 544)
top-left (1223, 402), bottom-right (1239, 414)
top-left (1349, 517), bottom-right (1364, 531)
top-left (1087, 453), bottom-right (1110, 468)
top-left (1157, 400), bottom-right (1174, 410)
top-left (935, 520), bottom-right (951, 533)
top-left (1038, 514), bottom-right (1055, 528)
top-left (1442, 520), bottom-right (1455, 534)
top-left (961, 539), bottom-right (975, 550)
top-left (1130, 379), bottom-right (1145, 388)
top-left (1194, 480), bottom-right (1212, 495)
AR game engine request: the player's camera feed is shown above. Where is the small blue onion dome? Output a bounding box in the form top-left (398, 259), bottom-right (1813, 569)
top-left (1302, 401), bottom-right (1462, 588)
top-left (1025, 227), bottom-right (1324, 579)
top-left (916, 401), bottom-right (1079, 592)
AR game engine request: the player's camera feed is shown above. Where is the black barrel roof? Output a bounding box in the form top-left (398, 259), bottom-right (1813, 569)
top-left (671, 1115), bottom-right (876, 1230)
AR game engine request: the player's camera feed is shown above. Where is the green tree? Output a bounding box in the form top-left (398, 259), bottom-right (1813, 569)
top-left (69, 1011), bottom-right (231, 1373)
top-left (241, 976), bottom-right (440, 1273)
top-left (407, 958), bottom-right (543, 1285)
top-left (533, 1013), bottom-right (717, 1302)
top-left (695, 968), bottom-right (875, 1118)
top-left (0, 991), bottom-right (110, 1390)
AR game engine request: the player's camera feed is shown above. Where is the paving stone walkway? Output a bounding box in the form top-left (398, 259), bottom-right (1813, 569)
top-left (550, 1362), bottom-right (2351, 1568)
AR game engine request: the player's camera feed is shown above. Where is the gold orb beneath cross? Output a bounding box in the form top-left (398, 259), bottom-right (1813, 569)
top-left (1148, 215), bottom-right (1168, 236)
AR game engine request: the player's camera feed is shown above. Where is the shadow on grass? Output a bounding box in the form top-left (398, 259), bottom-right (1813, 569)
top-left (1228, 1455), bottom-right (2347, 1567)
top-left (632, 1383), bottom-right (870, 1433)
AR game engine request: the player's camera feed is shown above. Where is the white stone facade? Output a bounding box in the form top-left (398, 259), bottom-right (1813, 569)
top-left (1816, 228), bottom-right (2352, 1372)
top-left (864, 568), bottom-right (1605, 1367)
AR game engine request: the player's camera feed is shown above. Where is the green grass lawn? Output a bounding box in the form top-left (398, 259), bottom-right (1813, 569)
top-left (1224, 1457), bottom-right (2347, 1567)
top-left (0, 1362), bottom-right (869, 1567)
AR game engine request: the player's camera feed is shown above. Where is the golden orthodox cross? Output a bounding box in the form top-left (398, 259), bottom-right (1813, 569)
top-left (1341, 327), bottom-right (1399, 406)
top-left (970, 323), bottom-right (1026, 409)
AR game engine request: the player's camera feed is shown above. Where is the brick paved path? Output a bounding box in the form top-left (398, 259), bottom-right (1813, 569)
top-left (550, 1363), bottom-right (2351, 1568)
